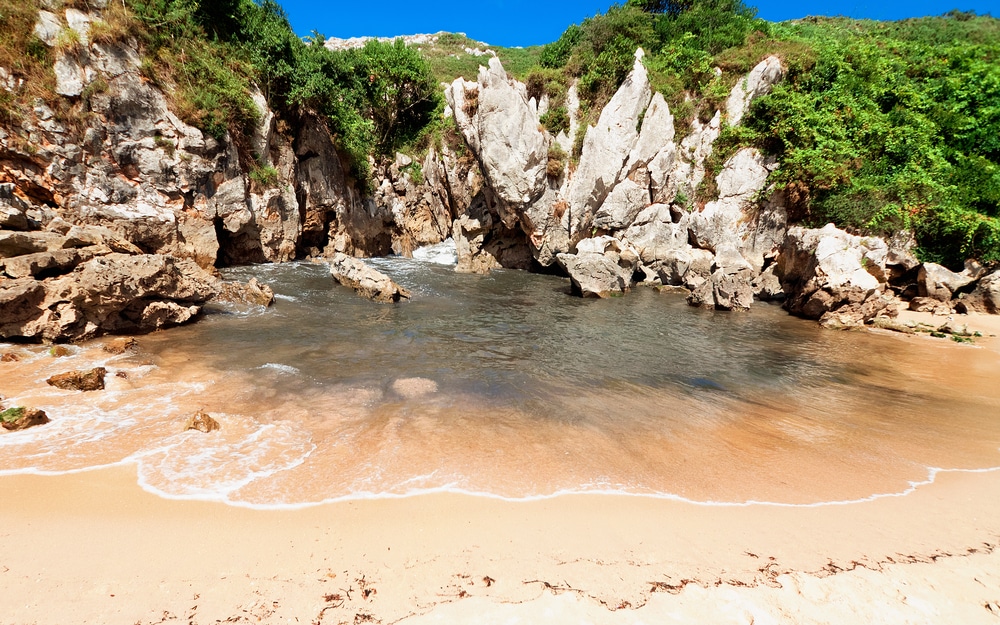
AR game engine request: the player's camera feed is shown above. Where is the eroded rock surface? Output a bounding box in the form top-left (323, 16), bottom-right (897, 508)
top-left (46, 367), bottom-right (107, 391)
top-left (776, 224), bottom-right (893, 327)
top-left (330, 253), bottom-right (411, 303)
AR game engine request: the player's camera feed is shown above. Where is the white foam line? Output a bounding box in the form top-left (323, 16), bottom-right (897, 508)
top-left (52, 460), bottom-right (1000, 511)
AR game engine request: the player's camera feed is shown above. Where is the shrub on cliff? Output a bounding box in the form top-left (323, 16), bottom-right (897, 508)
top-left (741, 15), bottom-right (1000, 266)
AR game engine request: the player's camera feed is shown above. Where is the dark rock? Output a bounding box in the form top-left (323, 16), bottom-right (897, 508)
top-left (46, 367), bottom-right (107, 391)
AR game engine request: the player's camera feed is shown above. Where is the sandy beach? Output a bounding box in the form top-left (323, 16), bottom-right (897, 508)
top-left (2, 302), bottom-right (1000, 624)
top-left (1, 461), bottom-right (999, 624)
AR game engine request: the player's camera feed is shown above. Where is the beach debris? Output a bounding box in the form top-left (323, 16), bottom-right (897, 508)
top-left (214, 277), bottom-right (275, 307)
top-left (1, 406), bottom-right (50, 431)
top-left (1, 352), bottom-right (20, 362)
top-left (329, 253), bottom-right (411, 303)
top-left (185, 410), bottom-right (220, 433)
top-left (391, 377), bottom-right (438, 398)
top-left (46, 367), bottom-right (107, 391)
top-left (102, 337), bottom-right (138, 355)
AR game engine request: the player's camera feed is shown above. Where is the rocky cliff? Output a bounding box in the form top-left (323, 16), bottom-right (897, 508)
top-left (2, 4), bottom-right (998, 343)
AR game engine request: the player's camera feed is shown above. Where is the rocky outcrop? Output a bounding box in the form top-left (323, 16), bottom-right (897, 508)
top-left (775, 224), bottom-right (894, 327)
top-left (329, 253), bottom-right (411, 303)
top-left (568, 50), bottom-right (653, 241)
top-left (0, 252), bottom-right (217, 342)
top-left (917, 262), bottom-right (977, 302)
top-left (442, 48), bottom-right (789, 309)
top-left (46, 367), bottom-right (107, 391)
top-left (725, 56), bottom-right (784, 127)
top-left (557, 236), bottom-right (638, 298)
top-left (447, 57), bottom-right (548, 212)
top-left (214, 277), bottom-right (275, 307)
top-left (958, 269), bottom-right (1000, 314)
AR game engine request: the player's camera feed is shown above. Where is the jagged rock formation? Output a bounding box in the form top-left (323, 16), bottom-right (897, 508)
top-left (46, 367), bottom-right (107, 391)
top-left (775, 224), bottom-right (895, 327)
top-left (3, 5), bottom-right (999, 340)
top-left (445, 50), bottom-right (788, 309)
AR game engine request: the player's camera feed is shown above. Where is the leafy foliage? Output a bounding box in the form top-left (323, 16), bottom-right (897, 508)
top-left (740, 16), bottom-right (1000, 266)
top-left (122, 0), bottom-right (438, 182)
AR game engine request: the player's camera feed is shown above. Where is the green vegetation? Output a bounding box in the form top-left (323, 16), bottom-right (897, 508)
top-left (2, 0), bottom-right (998, 267)
top-left (411, 32), bottom-right (543, 84)
top-left (248, 162), bottom-right (280, 188)
top-left (739, 15), bottom-right (1000, 267)
top-left (2, 0), bottom-right (440, 184)
top-left (0, 407), bottom-right (25, 423)
top-left (531, 1), bottom-right (1000, 267)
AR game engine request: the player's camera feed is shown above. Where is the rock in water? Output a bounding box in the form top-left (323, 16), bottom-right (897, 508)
top-left (1, 407), bottom-right (50, 431)
top-left (102, 337), bottom-right (138, 355)
top-left (46, 367), bottom-right (107, 391)
top-left (329, 253), bottom-right (411, 303)
top-left (185, 410), bottom-right (220, 433)
top-left (214, 277), bottom-right (275, 307)
top-left (391, 377), bottom-right (439, 398)
top-left (557, 236), bottom-right (637, 298)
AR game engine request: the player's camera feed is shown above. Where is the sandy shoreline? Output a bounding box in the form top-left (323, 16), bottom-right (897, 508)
top-left (1, 464), bottom-right (999, 624)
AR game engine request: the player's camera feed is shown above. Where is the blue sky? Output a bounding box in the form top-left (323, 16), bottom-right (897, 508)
top-left (278, 0), bottom-right (998, 47)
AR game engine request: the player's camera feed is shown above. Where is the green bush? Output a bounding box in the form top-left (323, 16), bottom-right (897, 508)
top-left (740, 14), bottom-right (1000, 266)
top-left (540, 107), bottom-right (570, 135)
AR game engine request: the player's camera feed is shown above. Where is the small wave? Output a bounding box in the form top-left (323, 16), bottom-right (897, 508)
top-left (258, 363), bottom-right (301, 374)
top-left (274, 294), bottom-right (298, 302)
top-left (412, 239), bottom-right (457, 266)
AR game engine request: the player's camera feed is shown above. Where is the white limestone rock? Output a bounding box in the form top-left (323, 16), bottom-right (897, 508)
top-left (726, 56), bottom-right (783, 127)
top-left (566, 49), bottom-right (652, 240)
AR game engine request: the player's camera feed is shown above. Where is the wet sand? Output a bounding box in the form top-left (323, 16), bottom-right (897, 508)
top-left (0, 464), bottom-right (999, 624)
top-left (3, 287), bottom-right (1000, 622)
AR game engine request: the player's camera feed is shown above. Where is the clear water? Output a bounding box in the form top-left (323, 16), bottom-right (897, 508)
top-left (2, 253), bottom-right (999, 508)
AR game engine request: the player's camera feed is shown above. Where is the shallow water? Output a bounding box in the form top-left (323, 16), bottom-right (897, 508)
top-left (2, 250), bottom-right (1000, 508)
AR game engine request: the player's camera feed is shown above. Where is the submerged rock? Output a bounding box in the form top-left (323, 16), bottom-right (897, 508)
top-left (185, 410), bottom-right (220, 433)
top-left (391, 377), bottom-right (439, 398)
top-left (1, 406), bottom-right (50, 432)
top-left (46, 367), bottom-right (107, 391)
top-left (330, 253), bottom-right (411, 303)
top-left (102, 337), bottom-right (138, 355)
